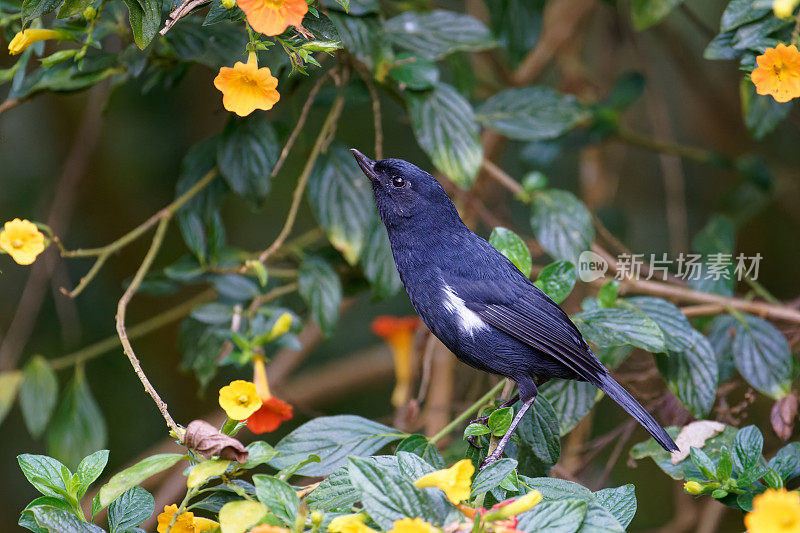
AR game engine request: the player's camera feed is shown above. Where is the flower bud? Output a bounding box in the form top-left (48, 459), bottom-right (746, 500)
top-left (221, 0), bottom-right (236, 9)
top-left (83, 6), bottom-right (96, 20)
top-left (684, 481), bottom-right (704, 495)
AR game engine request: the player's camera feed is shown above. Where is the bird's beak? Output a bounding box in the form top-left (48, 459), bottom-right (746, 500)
top-left (351, 148), bottom-right (378, 182)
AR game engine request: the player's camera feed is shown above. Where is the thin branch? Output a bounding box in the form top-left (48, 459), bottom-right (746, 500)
top-left (61, 168), bottom-right (218, 297)
top-left (255, 91), bottom-right (345, 265)
top-left (430, 379), bottom-right (506, 444)
top-left (355, 64), bottom-right (383, 159)
top-left (115, 217), bottom-right (180, 436)
top-left (614, 128), bottom-right (724, 166)
top-left (160, 0), bottom-right (209, 35)
top-left (270, 71), bottom-right (333, 179)
top-left (480, 160), bottom-right (525, 196)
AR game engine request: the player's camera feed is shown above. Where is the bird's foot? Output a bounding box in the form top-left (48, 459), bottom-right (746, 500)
top-left (465, 414), bottom-right (491, 449)
top-left (479, 448), bottom-right (503, 470)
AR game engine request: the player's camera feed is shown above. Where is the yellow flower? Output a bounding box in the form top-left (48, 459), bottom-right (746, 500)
top-left (236, 0), bottom-right (307, 36)
top-left (328, 513), bottom-right (376, 533)
top-left (156, 505), bottom-right (198, 533)
top-left (751, 43), bottom-right (800, 103)
top-left (218, 380), bottom-right (262, 420)
top-left (744, 489), bottom-right (800, 533)
top-left (491, 490), bottom-right (543, 518)
top-left (371, 316), bottom-right (420, 407)
top-left (684, 481), bottom-right (704, 495)
top-left (389, 518), bottom-right (436, 533)
top-left (266, 312), bottom-right (293, 341)
top-left (7, 28), bottom-right (66, 55)
top-left (0, 219), bottom-right (46, 265)
top-left (774, 0), bottom-right (800, 18)
top-left (214, 52), bottom-right (279, 117)
top-left (193, 517), bottom-right (219, 532)
top-left (413, 459), bottom-right (474, 504)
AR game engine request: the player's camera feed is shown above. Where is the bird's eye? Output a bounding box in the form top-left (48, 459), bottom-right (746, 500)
top-left (392, 176), bottom-right (406, 188)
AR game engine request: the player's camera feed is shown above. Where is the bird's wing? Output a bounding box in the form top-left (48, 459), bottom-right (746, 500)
top-left (463, 278), bottom-right (608, 382)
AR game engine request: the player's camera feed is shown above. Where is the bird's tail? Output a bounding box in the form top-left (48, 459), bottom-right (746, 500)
top-left (595, 373), bottom-right (678, 453)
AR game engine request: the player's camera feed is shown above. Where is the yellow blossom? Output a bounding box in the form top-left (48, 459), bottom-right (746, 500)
top-left (266, 312), bottom-right (293, 341)
top-left (774, 0), bottom-right (800, 18)
top-left (328, 513), bottom-right (376, 533)
top-left (156, 505), bottom-right (198, 533)
top-left (0, 218), bottom-right (46, 265)
top-left (413, 459), bottom-right (474, 504)
top-left (684, 481), bottom-right (704, 495)
top-left (236, 0), bottom-right (307, 36)
top-left (192, 517), bottom-right (218, 532)
top-left (490, 490), bottom-right (543, 518)
top-left (751, 43), bottom-right (800, 103)
top-left (389, 518), bottom-right (436, 533)
top-left (218, 380), bottom-right (262, 420)
top-left (7, 28), bottom-right (66, 55)
top-left (744, 488), bottom-right (800, 533)
top-left (213, 52), bottom-right (279, 117)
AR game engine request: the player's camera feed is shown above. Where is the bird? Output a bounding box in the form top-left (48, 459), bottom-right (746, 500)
top-left (351, 149), bottom-right (679, 468)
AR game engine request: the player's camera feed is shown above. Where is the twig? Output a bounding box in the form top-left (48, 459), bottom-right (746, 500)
top-left (61, 168), bottom-right (218, 297)
top-left (415, 333), bottom-right (436, 404)
top-left (246, 282), bottom-right (299, 318)
top-left (270, 71), bottom-right (333, 179)
top-left (160, 0), bottom-right (210, 35)
top-left (481, 160), bottom-right (525, 196)
top-left (356, 65), bottom-right (383, 159)
top-left (255, 91), bottom-right (345, 265)
top-left (115, 217), bottom-right (180, 436)
top-left (430, 379), bottom-right (506, 444)
top-left (614, 128), bottom-right (723, 166)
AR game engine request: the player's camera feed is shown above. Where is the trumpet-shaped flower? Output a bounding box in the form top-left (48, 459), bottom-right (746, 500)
top-left (0, 219), bottom-right (46, 265)
top-left (488, 490), bottom-right (543, 518)
top-left (236, 0), bottom-right (307, 36)
top-left (751, 43), bottom-right (800, 103)
top-left (218, 380), bottom-right (262, 420)
top-left (744, 488), bottom-right (800, 533)
top-left (8, 29), bottom-right (66, 55)
top-left (774, 0), bottom-right (800, 18)
top-left (213, 53), bottom-right (279, 117)
top-left (413, 459), bottom-right (474, 504)
top-left (156, 504), bottom-right (218, 533)
top-left (328, 513), bottom-right (376, 533)
top-left (371, 316), bottom-right (420, 407)
top-left (248, 356), bottom-right (293, 433)
top-left (388, 518), bottom-right (436, 533)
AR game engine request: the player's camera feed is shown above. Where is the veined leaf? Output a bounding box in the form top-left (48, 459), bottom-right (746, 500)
top-left (384, 10), bottom-right (495, 60)
top-left (530, 189), bottom-right (594, 265)
top-left (217, 116), bottom-right (278, 208)
top-left (534, 261), bottom-right (576, 305)
top-left (572, 308), bottom-right (666, 353)
top-left (298, 256), bottom-right (342, 337)
top-left (732, 313), bottom-right (793, 399)
top-left (96, 453), bottom-right (184, 511)
top-left (360, 220), bottom-right (402, 299)
top-left (490, 227), bottom-right (532, 277)
top-left (107, 486), bottom-right (155, 533)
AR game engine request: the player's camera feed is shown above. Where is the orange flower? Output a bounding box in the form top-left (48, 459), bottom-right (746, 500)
top-left (247, 356), bottom-right (293, 433)
top-left (237, 0), bottom-right (307, 36)
top-left (213, 52), bottom-right (279, 117)
top-left (371, 316), bottom-right (420, 407)
top-left (751, 43), bottom-right (800, 103)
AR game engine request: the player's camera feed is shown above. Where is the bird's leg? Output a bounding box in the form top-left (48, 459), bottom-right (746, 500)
top-left (479, 395), bottom-right (536, 469)
top-left (466, 393), bottom-right (520, 449)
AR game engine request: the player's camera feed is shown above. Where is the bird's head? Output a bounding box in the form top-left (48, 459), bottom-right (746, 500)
top-left (351, 149), bottom-right (460, 229)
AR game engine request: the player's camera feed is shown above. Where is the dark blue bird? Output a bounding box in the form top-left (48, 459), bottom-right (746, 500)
top-left (351, 149), bottom-right (679, 467)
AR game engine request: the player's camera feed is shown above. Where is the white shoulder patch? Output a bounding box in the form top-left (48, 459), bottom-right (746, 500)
top-left (442, 284), bottom-right (488, 336)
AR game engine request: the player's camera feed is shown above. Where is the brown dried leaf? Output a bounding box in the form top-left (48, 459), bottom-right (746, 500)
top-left (670, 420), bottom-right (726, 465)
top-left (770, 393), bottom-right (798, 441)
top-left (184, 419), bottom-right (249, 463)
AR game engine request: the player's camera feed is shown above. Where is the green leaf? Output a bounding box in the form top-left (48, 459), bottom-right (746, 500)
top-left (203, 0), bottom-right (245, 25)
top-left (529, 189), bottom-right (594, 265)
top-left (577, 502), bottom-right (625, 532)
top-left (516, 499), bottom-right (587, 533)
top-left (178, 318), bottom-right (225, 386)
top-left (218, 500), bottom-right (267, 533)
top-left (122, 0), bottom-right (160, 49)
top-left (716, 447), bottom-right (734, 480)
top-left (597, 281), bottom-right (620, 308)
top-left (395, 435), bottom-right (445, 469)
top-left (76, 450), bottom-right (108, 498)
top-left (347, 457), bottom-right (440, 528)
top-left (96, 453), bottom-right (184, 510)
top-left (657, 329), bottom-right (718, 418)
top-left (593, 485), bottom-right (637, 528)
top-left (21, 0), bottom-right (63, 23)
top-left (20, 497), bottom-right (73, 533)
top-left (328, 13), bottom-right (386, 70)
top-left (46, 369), bottom-right (107, 470)
top-left (489, 227), bottom-right (532, 277)
top-left (540, 380), bottom-right (599, 435)
top-left (406, 83), bottom-right (483, 188)
top-left (464, 423), bottom-right (491, 437)
top-left (704, 31), bottom-right (738, 60)
top-left (107, 486), bottom-right (155, 533)
top-left (487, 0), bottom-right (544, 67)
top-left (253, 475), bottom-right (300, 526)
top-left (720, 0), bottom-right (770, 31)
top-left (690, 447), bottom-right (717, 479)
top-left (322, 0), bottom-right (377, 15)
top-left (308, 145), bottom-right (377, 265)
top-left (187, 458), bottom-right (230, 489)
top-left (18, 454), bottom-right (71, 499)
top-left (269, 415), bottom-right (406, 476)
top-left (732, 313), bottom-right (794, 399)
top-left (31, 506), bottom-right (105, 533)
top-left (56, 0), bottom-right (90, 19)
top-left (389, 53), bottom-right (439, 90)
top-left (741, 78), bottom-right (792, 140)
top-left (0, 370), bottom-right (23, 425)
top-left (305, 465), bottom-right (360, 512)
top-left (518, 476), bottom-right (593, 500)
top-left (688, 214), bottom-right (735, 297)
top-left (733, 425), bottom-right (763, 472)
top-left (768, 442), bottom-right (800, 480)
top-left (630, 425), bottom-right (737, 480)
top-left (572, 308), bottom-right (666, 353)
top-left (396, 451), bottom-right (436, 479)
top-left (471, 458), bottom-right (517, 496)
top-left (631, 0), bottom-right (684, 30)
top-left (240, 441), bottom-right (278, 470)
top-left (360, 220), bottom-right (402, 300)
top-left (217, 115), bottom-right (278, 208)
top-left (516, 396), bottom-right (561, 466)
top-left (625, 297), bottom-right (693, 351)
top-left (707, 314), bottom-right (737, 382)
top-left (477, 87), bottom-right (588, 141)
top-left (384, 10), bottom-right (495, 60)
top-left (488, 407), bottom-right (514, 436)
top-left (298, 256), bottom-right (343, 337)
top-left (533, 261), bottom-right (576, 305)
top-left (190, 302), bottom-right (235, 324)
